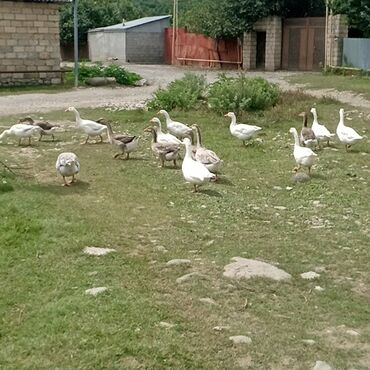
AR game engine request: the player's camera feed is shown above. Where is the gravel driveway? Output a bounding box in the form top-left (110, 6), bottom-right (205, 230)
top-left (0, 64), bottom-right (369, 118)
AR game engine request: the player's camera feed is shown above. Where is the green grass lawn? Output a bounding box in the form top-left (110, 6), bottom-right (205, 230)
top-left (287, 73), bottom-right (370, 100)
top-left (0, 80), bottom-right (75, 96)
top-left (1, 94), bottom-right (370, 369)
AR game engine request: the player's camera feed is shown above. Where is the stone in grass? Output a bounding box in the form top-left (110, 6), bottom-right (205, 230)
top-left (223, 257), bottom-right (291, 282)
top-left (166, 259), bottom-right (191, 267)
top-left (313, 360), bottom-right (332, 370)
top-left (292, 172), bottom-right (311, 183)
top-left (302, 339), bottom-right (316, 345)
top-left (229, 335), bottom-right (252, 344)
top-left (199, 297), bottom-right (217, 305)
top-left (83, 246), bottom-right (116, 256)
top-left (176, 272), bottom-right (207, 284)
top-left (85, 287), bottom-right (108, 296)
top-left (133, 78), bottom-right (147, 87)
top-left (159, 321), bottom-right (175, 329)
top-left (301, 271), bottom-right (320, 280)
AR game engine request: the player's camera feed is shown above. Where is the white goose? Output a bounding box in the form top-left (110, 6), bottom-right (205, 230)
top-left (149, 117), bottom-right (181, 145)
top-left (224, 112), bottom-right (262, 145)
top-left (181, 137), bottom-right (216, 192)
top-left (310, 107), bottom-right (335, 146)
top-left (289, 127), bottom-right (317, 175)
top-left (336, 108), bottom-right (364, 151)
top-left (65, 107), bottom-right (107, 144)
top-left (0, 123), bottom-right (42, 145)
top-left (191, 124), bottom-right (222, 177)
top-left (56, 152), bottom-right (80, 186)
top-left (158, 109), bottom-right (193, 140)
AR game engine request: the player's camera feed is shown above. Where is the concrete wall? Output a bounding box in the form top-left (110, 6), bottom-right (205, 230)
top-left (0, 0), bottom-right (63, 86)
top-left (326, 14), bottom-right (348, 67)
top-left (126, 18), bottom-right (170, 63)
top-left (243, 16), bottom-right (282, 71)
top-left (88, 32), bottom-right (126, 62)
top-left (343, 38), bottom-right (370, 70)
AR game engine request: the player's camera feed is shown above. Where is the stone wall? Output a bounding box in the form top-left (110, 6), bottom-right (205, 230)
top-left (243, 16), bottom-right (282, 71)
top-left (0, 1), bottom-right (63, 86)
top-left (326, 14), bottom-right (348, 67)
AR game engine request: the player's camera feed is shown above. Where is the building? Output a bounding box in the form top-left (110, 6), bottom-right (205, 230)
top-left (88, 16), bottom-right (171, 64)
top-left (0, 0), bottom-right (69, 86)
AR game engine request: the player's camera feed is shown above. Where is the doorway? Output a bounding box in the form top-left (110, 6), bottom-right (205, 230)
top-left (256, 32), bottom-right (266, 69)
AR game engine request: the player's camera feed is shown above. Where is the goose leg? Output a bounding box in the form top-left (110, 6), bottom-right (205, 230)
top-left (39, 134), bottom-right (42, 141)
top-left (192, 184), bottom-right (198, 193)
top-left (84, 136), bottom-right (89, 144)
top-left (160, 159), bottom-right (165, 168)
top-left (173, 159), bottom-right (177, 168)
top-left (114, 153), bottom-right (120, 159)
top-left (99, 135), bottom-right (103, 143)
top-left (62, 176), bottom-right (69, 186)
top-left (308, 166), bottom-right (312, 175)
top-left (28, 137), bottom-right (31, 146)
top-left (18, 138), bottom-right (22, 146)
top-left (293, 164), bottom-right (301, 173)
top-left (126, 153), bottom-right (130, 160)
top-left (70, 174), bottom-right (76, 184)
top-left (52, 134), bottom-right (55, 142)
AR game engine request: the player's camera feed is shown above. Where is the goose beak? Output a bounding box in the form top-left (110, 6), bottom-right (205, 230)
top-left (224, 113), bottom-right (228, 117)
top-left (143, 126), bottom-right (151, 133)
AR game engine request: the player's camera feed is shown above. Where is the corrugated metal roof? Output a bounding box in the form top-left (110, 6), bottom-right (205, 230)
top-left (89, 15), bottom-right (171, 33)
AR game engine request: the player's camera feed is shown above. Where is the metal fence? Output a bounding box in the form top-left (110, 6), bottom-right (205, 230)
top-left (343, 38), bottom-right (370, 70)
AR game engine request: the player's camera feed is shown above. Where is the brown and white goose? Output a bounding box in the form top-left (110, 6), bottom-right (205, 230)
top-left (144, 125), bottom-right (180, 168)
top-left (98, 118), bottom-right (139, 159)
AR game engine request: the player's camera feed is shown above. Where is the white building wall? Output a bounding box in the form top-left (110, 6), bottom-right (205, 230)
top-left (88, 32), bottom-right (126, 62)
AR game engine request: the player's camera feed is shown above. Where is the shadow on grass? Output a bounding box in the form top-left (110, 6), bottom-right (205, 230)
top-left (27, 180), bottom-right (90, 195)
top-left (215, 176), bottom-right (234, 186)
top-left (197, 188), bottom-right (222, 197)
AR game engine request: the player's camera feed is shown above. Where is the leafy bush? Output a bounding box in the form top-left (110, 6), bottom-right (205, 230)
top-left (207, 74), bottom-right (280, 114)
top-left (148, 73), bottom-right (207, 111)
top-left (102, 64), bottom-right (141, 85)
top-left (76, 63), bottom-right (141, 86)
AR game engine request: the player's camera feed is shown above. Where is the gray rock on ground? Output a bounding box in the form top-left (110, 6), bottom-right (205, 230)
top-left (292, 172), bottom-right (311, 183)
top-left (223, 257), bottom-right (291, 281)
top-left (313, 361), bottom-right (332, 370)
top-left (176, 272), bottom-right (207, 284)
top-left (166, 259), bottom-right (191, 266)
top-left (85, 77), bottom-right (116, 86)
top-left (301, 271), bottom-right (320, 280)
top-left (229, 335), bottom-right (252, 344)
top-left (85, 287), bottom-right (108, 296)
top-left (83, 246), bottom-right (116, 256)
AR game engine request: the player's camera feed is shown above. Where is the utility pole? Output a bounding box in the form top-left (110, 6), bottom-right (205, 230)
top-left (73, 0), bottom-right (79, 87)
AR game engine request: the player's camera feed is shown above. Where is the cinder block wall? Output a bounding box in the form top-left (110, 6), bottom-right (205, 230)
top-left (243, 16), bottom-right (282, 71)
top-left (0, 1), bottom-right (63, 86)
top-left (326, 14), bottom-right (348, 67)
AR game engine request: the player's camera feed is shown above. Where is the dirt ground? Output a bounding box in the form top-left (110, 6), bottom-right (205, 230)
top-left (0, 64), bottom-right (369, 117)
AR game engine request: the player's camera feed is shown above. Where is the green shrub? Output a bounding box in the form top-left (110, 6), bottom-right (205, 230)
top-left (75, 63), bottom-right (141, 86)
top-left (148, 73), bottom-right (207, 111)
top-left (207, 74), bottom-right (280, 114)
top-left (0, 174), bottom-right (14, 193)
top-left (102, 64), bottom-right (141, 85)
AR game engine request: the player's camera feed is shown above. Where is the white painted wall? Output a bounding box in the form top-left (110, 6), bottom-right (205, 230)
top-left (88, 32), bottom-right (126, 62)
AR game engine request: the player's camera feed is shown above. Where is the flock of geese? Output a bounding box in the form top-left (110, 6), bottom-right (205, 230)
top-left (0, 106), bottom-right (366, 191)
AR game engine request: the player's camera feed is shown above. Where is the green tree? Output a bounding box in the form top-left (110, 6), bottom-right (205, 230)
top-left (60, 0), bottom-right (139, 46)
top-left (182, 0), bottom-right (325, 39)
top-left (332, 0), bottom-right (370, 37)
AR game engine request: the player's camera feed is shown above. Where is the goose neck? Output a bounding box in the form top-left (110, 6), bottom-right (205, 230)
top-left (194, 126), bottom-right (202, 149)
top-left (339, 110), bottom-right (344, 126)
top-left (72, 108), bottom-right (82, 125)
top-left (291, 129), bottom-right (300, 146)
top-left (230, 114), bottom-right (236, 126)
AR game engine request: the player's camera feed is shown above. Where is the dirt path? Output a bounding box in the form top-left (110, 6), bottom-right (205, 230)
top-left (0, 64), bottom-right (369, 118)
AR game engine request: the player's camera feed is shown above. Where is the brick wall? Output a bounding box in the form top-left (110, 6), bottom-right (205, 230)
top-left (243, 16), bottom-right (282, 71)
top-left (0, 1), bottom-right (63, 86)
